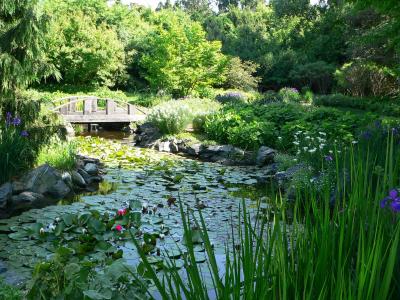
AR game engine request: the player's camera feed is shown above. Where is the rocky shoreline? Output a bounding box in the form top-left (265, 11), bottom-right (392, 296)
top-left (0, 156), bottom-right (104, 219)
top-left (133, 122), bottom-right (277, 166)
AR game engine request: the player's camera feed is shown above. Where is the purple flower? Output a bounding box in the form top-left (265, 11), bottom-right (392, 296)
top-left (11, 117), bottom-right (21, 126)
top-left (360, 130), bottom-right (372, 140)
top-left (380, 189), bottom-right (400, 212)
top-left (325, 155), bottom-right (333, 161)
top-left (20, 130), bottom-right (29, 137)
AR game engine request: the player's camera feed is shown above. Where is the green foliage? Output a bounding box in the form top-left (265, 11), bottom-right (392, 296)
top-left (0, 279), bottom-right (21, 300)
top-left (224, 57), bottom-right (260, 91)
top-left (140, 10), bottom-right (227, 97)
top-left (0, 0), bottom-right (57, 98)
top-left (289, 61), bottom-right (336, 94)
top-left (135, 138), bottom-right (400, 298)
top-left (215, 91), bottom-right (247, 104)
top-left (147, 98), bottom-right (220, 134)
top-left (335, 62), bottom-right (399, 97)
top-left (44, 5), bottom-right (127, 87)
top-left (204, 102), bottom-right (376, 151)
top-left (278, 87), bottom-right (301, 103)
top-left (314, 94), bottom-right (400, 118)
top-left (36, 139), bottom-right (77, 170)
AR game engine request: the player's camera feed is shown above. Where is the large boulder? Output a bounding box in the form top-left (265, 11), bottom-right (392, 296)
top-left (84, 163), bottom-right (98, 175)
top-left (10, 192), bottom-right (46, 210)
top-left (0, 183), bottom-right (12, 209)
top-left (256, 146), bottom-right (276, 166)
top-left (11, 164), bottom-right (71, 199)
top-left (71, 171), bottom-right (87, 187)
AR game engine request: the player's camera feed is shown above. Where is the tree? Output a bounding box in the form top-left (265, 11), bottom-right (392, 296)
top-left (140, 10), bottom-right (227, 97)
top-left (0, 0), bottom-right (56, 99)
top-left (271, 0), bottom-right (310, 17)
top-left (44, 5), bottom-right (127, 87)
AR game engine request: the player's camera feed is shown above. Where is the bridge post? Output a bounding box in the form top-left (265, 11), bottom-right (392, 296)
top-left (60, 105), bottom-right (68, 115)
top-left (69, 97), bottom-right (76, 113)
top-left (91, 97), bottom-right (98, 113)
top-left (127, 104), bottom-right (135, 115)
top-left (106, 99), bottom-right (115, 115)
top-left (83, 98), bottom-right (92, 115)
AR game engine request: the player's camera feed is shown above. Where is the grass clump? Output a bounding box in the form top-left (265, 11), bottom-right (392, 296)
top-left (0, 279), bottom-right (21, 300)
top-left (36, 139), bottom-right (77, 170)
top-left (134, 134), bottom-right (400, 299)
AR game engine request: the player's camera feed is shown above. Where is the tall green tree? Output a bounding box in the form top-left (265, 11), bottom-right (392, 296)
top-left (0, 0), bottom-right (56, 99)
top-left (140, 10), bottom-right (227, 97)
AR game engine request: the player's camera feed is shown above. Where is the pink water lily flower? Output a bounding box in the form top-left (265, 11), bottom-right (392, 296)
top-left (117, 208), bottom-right (127, 216)
top-left (115, 224), bottom-right (123, 232)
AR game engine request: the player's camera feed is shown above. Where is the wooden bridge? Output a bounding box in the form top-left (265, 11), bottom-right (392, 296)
top-left (52, 96), bottom-right (148, 124)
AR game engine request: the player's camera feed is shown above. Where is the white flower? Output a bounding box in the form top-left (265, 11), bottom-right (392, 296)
top-left (309, 148), bottom-right (317, 153)
top-left (82, 228), bottom-right (87, 234)
top-left (39, 228), bottom-right (45, 234)
top-left (293, 159), bottom-right (298, 162)
top-left (319, 144), bottom-right (325, 149)
top-left (48, 224), bottom-right (56, 231)
top-left (303, 147), bottom-right (308, 151)
top-left (278, 136), bottom-right (282, 140)
top-left (305, 136), bottom-right (311, 140)
top-left (352, 140), bottom-right (358, 144)
top-left (319, 132), bottom-right (326, 135)
top-left (293, 141), bottom-right (300, 145)
top-left (329, 150), bottom-right (333, 154)
top-left (159, 234), bottom-right (165, 239)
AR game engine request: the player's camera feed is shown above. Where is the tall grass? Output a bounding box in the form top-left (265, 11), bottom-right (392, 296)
top-left (134, 135), bottom-right (400, 299)
top-left (36, 139), bottom-right (77, 170)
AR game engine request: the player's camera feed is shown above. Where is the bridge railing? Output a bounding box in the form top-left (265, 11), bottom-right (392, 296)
top-left (51, 96), bottom-right (148, 116)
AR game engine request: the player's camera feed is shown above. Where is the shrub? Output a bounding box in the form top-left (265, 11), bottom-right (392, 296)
top-left (278, 87), bottom-right (302, 103)
top-left (147, 98), bottom-right (220, 134)
top-left (289, 61), bottom-right (336, 94)
top-left (224, 57), bottom-right (260, 91)
top-left (227, 120), bottom-right (276, 150)
top-left (215, 91), bottom-right (247, 104)
top-left (36, 139), bottom-right (77, 170)
top-left (335, 62), bottom-right (399, 97)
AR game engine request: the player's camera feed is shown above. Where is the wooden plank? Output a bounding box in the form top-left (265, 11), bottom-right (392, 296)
top-left (106, 99), bottom-right (116, 115)
top-left (83, 98), bottom-right (92, 115)
top-left (91, 97), bottom-right (98, 112)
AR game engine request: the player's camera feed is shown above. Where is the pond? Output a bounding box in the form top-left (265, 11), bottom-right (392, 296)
top-left (0, 131), bottom-right (278, 292)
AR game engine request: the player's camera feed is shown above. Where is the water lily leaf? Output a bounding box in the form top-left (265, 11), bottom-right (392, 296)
top-left (83, 290), bottom-right (110, 300)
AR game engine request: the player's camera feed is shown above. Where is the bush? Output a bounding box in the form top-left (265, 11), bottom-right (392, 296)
top-left (335, 62), bottom-right (399, 97)
top-left (147, 98), bottom-right (220, 134)
top-left (224, 57), bottom-right (260, 91)
top-left (36, 139), bottom-right (77, 170)
top-left (289, 61), bottom-right (336, 94)
top-left (215, 91), bottom-right (247, 104)
top-left (314, 94), bottom-right (400, 118)
top-left (278, 87), bottom-right (302, 103)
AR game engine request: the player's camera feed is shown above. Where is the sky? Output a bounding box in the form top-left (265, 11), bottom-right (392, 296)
top-left (120, 0), bottom-right (320, 10)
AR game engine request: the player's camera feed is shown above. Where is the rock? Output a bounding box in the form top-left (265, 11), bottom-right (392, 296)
top-left (87, 176), bottom-right (102, 185)
top-left (83, 158), bottom-right (99, 164)
top-left (11, 192), bottom-right (46, 210)
top-left (185, 144), bottom-right (202, 156)
top-left (11, 164), bottom-right (70, 198)
top-left (170, 141), bottom-right (179, 153)
top-left (134, 122), bottom-right (162, 147)
top-left (158, 141), bottom-right (171, 152)
top-left (64, 122), bottom-right (75, 137)
top-left (78, 168), bottom-right (92, 182)
top-left (62, 172), bottom-right (73, 187)
top-left (47, 180), bottom-right (71, 199)
top-left (256, 146), bottom-right (276, 166)
top-left (84, 163), bottom-right (98, 175)
top-left (0, 183), bottom-right (12, 209)
top-left (71, 171), bottom-right (87, 187)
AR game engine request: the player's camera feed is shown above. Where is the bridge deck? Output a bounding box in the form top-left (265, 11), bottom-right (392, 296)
top-left (62, 111), bottom-right (146, 123)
